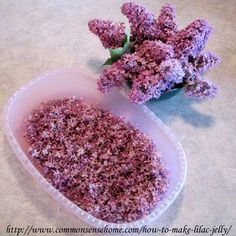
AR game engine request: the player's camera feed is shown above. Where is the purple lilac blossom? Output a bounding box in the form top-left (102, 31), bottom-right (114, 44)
top-left (97, 53), bottom-right (147, 93)
top-left (120, 53), bottom-right (147, 76)
top-left (182, 62), bottom-right (198, 83)
top-left (184, 78), bottom-right (218, 99)
top-left (121, 2), bottom-right (159, 44)
top-left (89, 2), bottom-right (220, 103)
top-left (159, 59), bottom-right (184, 91)
top-left (136, 40), bottom-right (174, 64)
top-left (129, 59), bottom-right (184, 104)
top-left (98, 40), bottom-right (176, 100)
top-left (182, 51), bottom-right (220, 98)
top-left (168, 19), bottom-right (212, 61)
top-left (156, 4), bottom-right (177, 42)
top-left (129, 72), bottom-right (162, 104)
top-left (98, 61), bottom-right (126, 92)
top-left (24, 97), bottom-right (169, 223)
top-left (194, 51), bottom-right (221, 74)
top-left (88, 19), bottom-right (126, 48)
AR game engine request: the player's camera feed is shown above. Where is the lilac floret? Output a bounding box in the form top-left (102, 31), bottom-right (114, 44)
top-left (120, 53), bottom-right (146, 76)
top-left (24, 97), bottom-right (169, 223)
top-left (184, 78), bottom-right (218, 99)
top-left (129, 59), bottom-right (184, 104)
top-left (183, 51), bottom-right (220, 83)
top-left (159, 59), bottom-right (184, 90)
top-left (121, 2), bottom-right (159, 44)
top-left (194, 51), bottom-right (221, 74)
top-left (88, 19), bottom-right (126, 48)
top-left (156, 4), bottom-right (177, 42)
top-left (129, 72), bottom-right (162, 104)
top-left (98, 61), bottom-right (126, 92)
top-left (168, 19), bottom-right (212, 60)
top-left (98, 53), bottom-right (147, 93)
top-left (136, 40), bottom-right (174, 64)
top-left (183, 62), bottom-right (198, 83)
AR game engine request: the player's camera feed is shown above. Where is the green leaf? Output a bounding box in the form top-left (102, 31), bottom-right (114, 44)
top-left (125, 30), bottom-right (130, 44)
top-left (102, 58), bottom-right (113, 66)
top-left (103, 31), bottom-right (131, 66)
top-left (121, 30), bottom-right (130, 46)
top-left (109, 47), bottom-right (124, 58)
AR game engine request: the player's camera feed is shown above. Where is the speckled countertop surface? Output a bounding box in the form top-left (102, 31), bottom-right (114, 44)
top-left (0, 0), bottom-right (235, 235)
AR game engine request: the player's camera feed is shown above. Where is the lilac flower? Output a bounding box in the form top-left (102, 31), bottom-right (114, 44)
top-left (182, 51), bottom-right (220, 86)
top-left (121, 2), bottom-right (159, 44)
top-left (88, 2), bottom-right (220, 103)
top-left (129, 59), bottom-right (184, 104)
top-left (156, 4), bottom-right (177, 42)
top-left (168, 19), bottom-right (212, 60)
top-left (129, 71), bottom-right (162, 104)
top-left (182, 62), bottom-right (198, 83)
top-left (88, 19), bottom-right (126, 48)
top-left (98, 61), bottom-right (126, 93)
top-left (136, 40), bottom-right (174, 64)
top-left (184, 78), bottom-right (218, 99)
top-left (120, 53), bottom-right (146, 76)
top-left (159, 59), bottom-right (184, 90)
top-left (98, 40), bottom-right (175, 98)
top-left (194, 51), bottom-right (221, 74)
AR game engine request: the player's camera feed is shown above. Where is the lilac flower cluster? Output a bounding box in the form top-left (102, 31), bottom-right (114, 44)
top-left (194, 52), bottom-right (221, 74)
top-left (88, 19), bottom-right (125, 48)
top-left (121, 2), bottom-right (159, 44)
top-left (88, 2), bottom-right (220, 103)
top-left (184, 79), bottom-right (218, 99)
top-left (168, 19), bottom-right (212, 61)
top-left (24, 97), bottom-right (169, 223)
top-left (157, 4), bottom-right (177, 42)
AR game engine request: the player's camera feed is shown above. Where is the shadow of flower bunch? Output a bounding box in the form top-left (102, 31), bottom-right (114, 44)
top-left (88, 2), bottom-right (220, 104)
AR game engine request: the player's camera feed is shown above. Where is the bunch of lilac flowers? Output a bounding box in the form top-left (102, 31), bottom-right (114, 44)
top-left (88, 2), bottom-right (220, 104)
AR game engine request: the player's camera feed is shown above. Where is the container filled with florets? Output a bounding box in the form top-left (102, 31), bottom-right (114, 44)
top-left (4, 70), bottom-right (186, 227)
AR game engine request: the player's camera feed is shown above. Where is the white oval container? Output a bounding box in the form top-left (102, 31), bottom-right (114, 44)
top-left (3, 70), bottom-right (187, 228)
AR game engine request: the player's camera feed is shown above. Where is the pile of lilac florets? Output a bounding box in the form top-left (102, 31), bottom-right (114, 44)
top-left (88, 2), bottom-right (220, 104)
top-left (24, 97), bottom-right (169, 223)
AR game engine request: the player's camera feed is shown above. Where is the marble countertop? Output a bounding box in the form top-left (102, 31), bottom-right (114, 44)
top-left (0, 0), bottom-right (235, 235)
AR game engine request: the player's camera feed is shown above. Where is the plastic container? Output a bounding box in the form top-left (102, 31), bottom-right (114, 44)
top-left (3, 69), bottom-right (187, 228)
